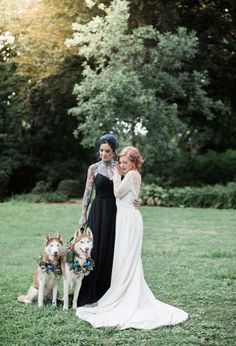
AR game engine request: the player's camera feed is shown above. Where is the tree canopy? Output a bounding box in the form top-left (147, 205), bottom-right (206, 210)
top-left (0, 0), bottom-right (235, 197)
top-left (67, 0), bottom-right (227, 173)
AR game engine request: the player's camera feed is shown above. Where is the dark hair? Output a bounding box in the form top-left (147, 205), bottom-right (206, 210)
top-left (98, 133), bottom-right (119, 152)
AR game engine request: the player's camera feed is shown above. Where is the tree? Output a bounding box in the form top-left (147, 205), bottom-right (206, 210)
top-left (128, 0), bottom-right (236, 153)
top-left (0, 1), bottom-right (95, 196)
top-left (176, 0), bottom-right (236, 152)
top-left (67, 0), bottom-right (226, 174)
top-left (0, 30), bottom-right (29, 198)
top-left (23, 56), bottom-right (90, 189)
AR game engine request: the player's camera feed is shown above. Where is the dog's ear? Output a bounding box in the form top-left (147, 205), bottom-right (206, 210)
top-left (46, 235), bottom-right (51, 242)
top-left (73, 229), bottom-right (81, 239)
top-left (86, 227), bottom-right (93, 240)
top-left (56, 232), bottom-right (62, 241)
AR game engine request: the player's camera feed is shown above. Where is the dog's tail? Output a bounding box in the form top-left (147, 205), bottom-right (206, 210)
top-left (17, 295), bottom-right (31, 304)
top-left (17, 286), bottom-right (38, 304)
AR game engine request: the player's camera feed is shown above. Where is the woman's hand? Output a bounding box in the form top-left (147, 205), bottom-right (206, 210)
top-left (79, 214), bottom-right (87, 228)
top-left (133, 198), bottom-right (142, 209)
top-left (113, 165), bottom-right (122, 175)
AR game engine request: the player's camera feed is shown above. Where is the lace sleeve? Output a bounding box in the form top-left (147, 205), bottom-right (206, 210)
top-left (81, 165), bottom-right (95, 216)
top-left (113, 170), bottom-right (140, 199)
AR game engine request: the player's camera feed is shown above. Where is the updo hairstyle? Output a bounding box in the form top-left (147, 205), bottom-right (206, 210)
top-left (98, 133), bottom-right (119, 152)
top-left (118, 146), bottom-right (144, 169)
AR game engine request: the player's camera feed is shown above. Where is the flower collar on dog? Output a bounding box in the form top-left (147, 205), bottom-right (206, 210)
top-left (69, 258), bottom-right (95, 275)
top-left (39, 256), bottom-right (62, 275)
top-left (64, 244), bottom-right (94, 275)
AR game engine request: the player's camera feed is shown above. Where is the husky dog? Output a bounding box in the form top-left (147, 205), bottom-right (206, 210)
top-left (17, 234), bottom-right (63, 307)
top-left (62, 228), bottom-right (94, 310)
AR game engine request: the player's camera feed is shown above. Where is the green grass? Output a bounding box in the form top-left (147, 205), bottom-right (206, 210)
top-left (0, 201), bottom-right (235, 346)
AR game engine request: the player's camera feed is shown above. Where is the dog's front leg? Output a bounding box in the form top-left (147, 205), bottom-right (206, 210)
top-left (38, 273), bottom-right (45, 308)
top-left (63, 272), bottom-right (70, 311)
top-left (72, 276), bottom-right (83, 310)
top-left (52, 277), bottom-right (58, 306)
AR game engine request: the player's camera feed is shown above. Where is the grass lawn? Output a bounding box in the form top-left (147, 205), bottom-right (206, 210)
top-left (0, 201), bottom-right (235, 346)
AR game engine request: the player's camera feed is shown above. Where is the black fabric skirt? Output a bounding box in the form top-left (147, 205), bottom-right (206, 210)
top-left (77, 174), bottom-right (117, 307)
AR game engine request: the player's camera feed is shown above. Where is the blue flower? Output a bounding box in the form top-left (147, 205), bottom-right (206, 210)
top-left (46, 263), bottom-right (53, 270)
top-left (84, 259), bottom-right (94, 270)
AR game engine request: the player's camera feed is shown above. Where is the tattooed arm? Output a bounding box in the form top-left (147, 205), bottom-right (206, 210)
top-left (79, 165), bottom-right (95, 227)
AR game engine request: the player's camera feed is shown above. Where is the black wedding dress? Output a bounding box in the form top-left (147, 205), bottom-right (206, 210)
top-left (77, 173), bottom-right (117, 307)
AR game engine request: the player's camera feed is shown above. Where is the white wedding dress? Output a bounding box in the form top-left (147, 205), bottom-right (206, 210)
top-left (76, 170), bottom-right (188, 329)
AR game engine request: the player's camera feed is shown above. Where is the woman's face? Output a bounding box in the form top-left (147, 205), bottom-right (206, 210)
top-left (99, 143), bottom-right (113, 161)
top-left (119, 154), bottom-right (135, 174)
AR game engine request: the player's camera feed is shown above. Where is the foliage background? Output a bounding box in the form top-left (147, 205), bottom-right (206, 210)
top-left (0, 0), bottom-right (235, 199)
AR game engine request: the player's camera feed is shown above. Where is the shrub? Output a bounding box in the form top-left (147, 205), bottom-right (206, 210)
top-left (31, 180), bottom-right (52, 194)
top-left (193, 150), bottom-right (236, 185)
top-left (57, 179), bottom-right (82, 198)
top-left (140, 182), bottom-right (236, 209)
top-left (0, 169), bottom-right (9, 200)
top-left (168, 150), bottom-right (236, 187)
top-left (9, 191), bottom-right (69, 203)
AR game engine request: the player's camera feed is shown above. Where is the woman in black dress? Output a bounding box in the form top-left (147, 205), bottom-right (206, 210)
top-left (77, 134), bottom-right (118, 306)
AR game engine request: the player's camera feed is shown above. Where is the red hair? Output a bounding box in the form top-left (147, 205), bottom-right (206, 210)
top-left (118, 146), bottom-right (144, 168)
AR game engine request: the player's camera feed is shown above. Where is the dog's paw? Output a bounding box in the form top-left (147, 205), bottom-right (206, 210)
top-left (52, 302), bottom-right (57, 307)
top-left (25, 300), bottom-right (32, 304)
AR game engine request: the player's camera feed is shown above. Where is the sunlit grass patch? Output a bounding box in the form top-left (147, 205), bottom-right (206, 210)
top-left (0, 202), bottom-right (235, 345)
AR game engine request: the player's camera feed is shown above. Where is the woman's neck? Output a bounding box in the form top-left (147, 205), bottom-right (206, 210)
top-left (101, 159), bottom-right (112, 166)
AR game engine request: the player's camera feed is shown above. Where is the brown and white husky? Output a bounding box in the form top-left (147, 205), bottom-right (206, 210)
top-left (17, 234), bottom-right (63, 307)
top-left (62, 228), bottom-right (94, 310)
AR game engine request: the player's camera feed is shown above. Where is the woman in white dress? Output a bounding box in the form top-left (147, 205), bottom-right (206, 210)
top-left (76, 146), bottom-right (188, 330)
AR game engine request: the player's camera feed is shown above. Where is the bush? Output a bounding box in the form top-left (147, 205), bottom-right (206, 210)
top-left (194, 150), bottom-right (236, 185)
top-left (168, 150), bottom-right (236, 186)
top-left (140, 182), bottom-right (236, 209)
top-left (57, 179), bottom-right (82, 198)
top-left (0, 169), bottom-right (9, 200)
top-left (9, 191), bottom-right (69, 203)
top-left (31, 180), bottom-right (52, 194)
